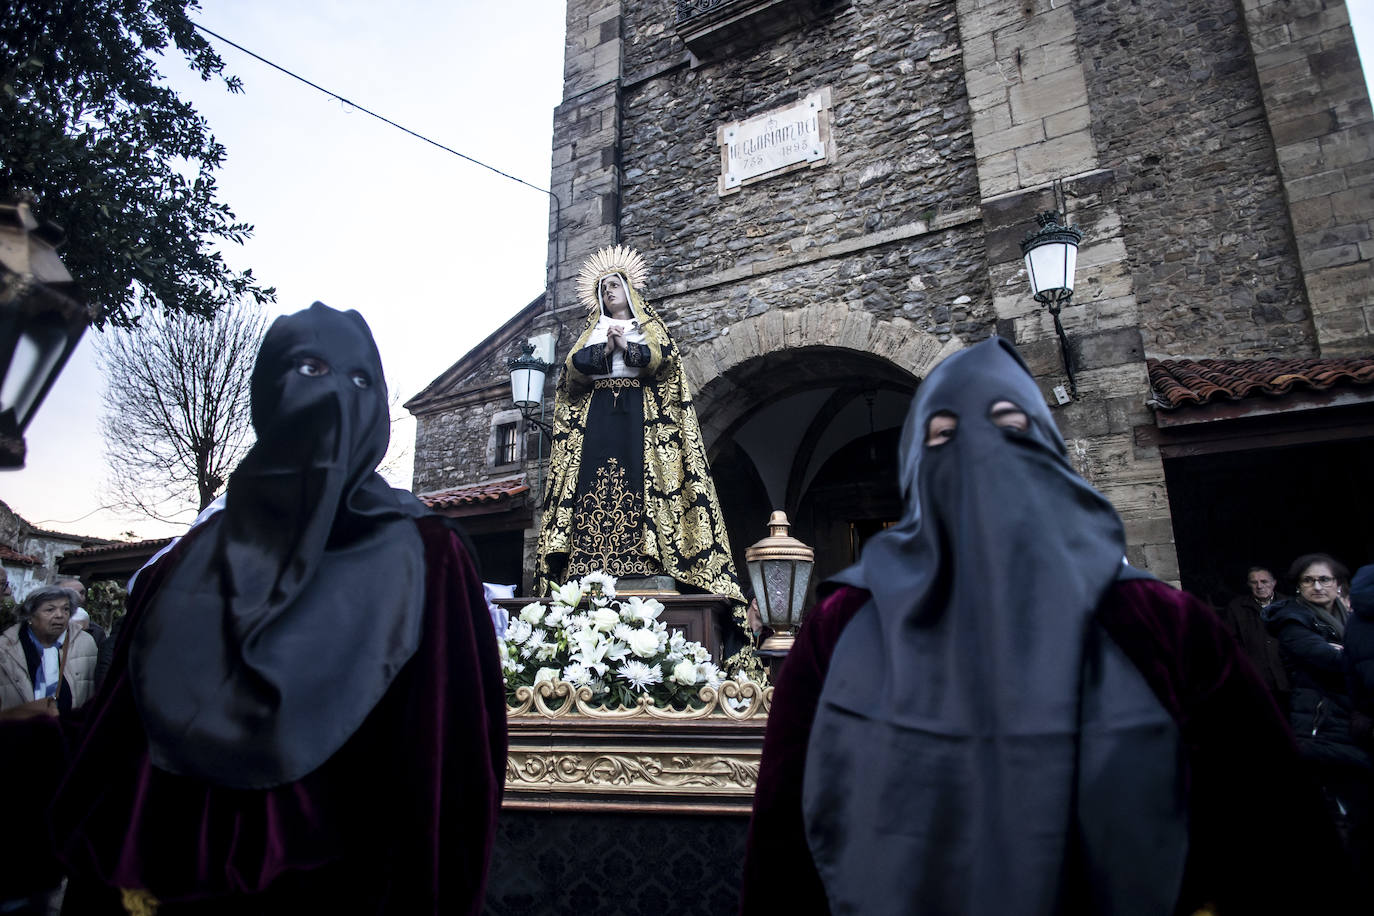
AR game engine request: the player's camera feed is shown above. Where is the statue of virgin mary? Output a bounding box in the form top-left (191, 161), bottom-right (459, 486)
top-left (535, 246), bottom-right (745, 617)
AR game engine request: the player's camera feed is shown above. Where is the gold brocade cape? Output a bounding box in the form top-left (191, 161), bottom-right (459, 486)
top-left (534, 282), bottom-right (746, 626)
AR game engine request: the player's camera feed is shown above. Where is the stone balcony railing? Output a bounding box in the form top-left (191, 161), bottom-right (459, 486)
top-left (675, 0), bottom-right (847, 61)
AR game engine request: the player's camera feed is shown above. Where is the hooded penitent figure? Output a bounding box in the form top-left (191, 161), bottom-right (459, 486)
top-left (21, 304), bottom-right (507, 914)
top-left (740, 337), bottom-right (1348, 916)
top-left (535, 246), bottom-right (744, 613)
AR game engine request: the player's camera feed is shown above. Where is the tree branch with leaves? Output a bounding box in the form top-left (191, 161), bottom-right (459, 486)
top-left (1, 0), bottom-right (274, 326)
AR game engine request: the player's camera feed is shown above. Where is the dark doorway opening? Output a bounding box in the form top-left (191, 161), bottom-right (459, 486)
top-left (794, 428), bottom-right (902, 581)
top-left (469, 529), bottom-right (525, 588)
top-left (1164, 437), bottom-right (1374, 605)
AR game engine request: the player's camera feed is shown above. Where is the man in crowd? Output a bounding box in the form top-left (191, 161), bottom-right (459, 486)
top-left (1220, 566), bottom-right (1289, 703)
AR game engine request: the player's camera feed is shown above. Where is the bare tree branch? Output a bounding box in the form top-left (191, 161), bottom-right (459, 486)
top-left (97, 300), bottom-right (265, 520)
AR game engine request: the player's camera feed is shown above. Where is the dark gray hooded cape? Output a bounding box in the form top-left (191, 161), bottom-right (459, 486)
top-left (802, 337), bottom-right (1188, 915)
top-left (128, 303), bottom-right (430, 789)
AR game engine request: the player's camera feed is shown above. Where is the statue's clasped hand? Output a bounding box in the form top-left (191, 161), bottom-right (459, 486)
top-left (604, 324), bottom-right (628, 356)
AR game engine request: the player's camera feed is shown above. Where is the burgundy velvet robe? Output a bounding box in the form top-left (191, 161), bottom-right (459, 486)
top-left (5, 516), bottom-right (505, 914)
top-left (741, 579), bottom-right (1347, 915)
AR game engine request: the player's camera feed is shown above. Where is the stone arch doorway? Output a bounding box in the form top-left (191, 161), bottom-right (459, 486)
top-left (696, 345), bottom-right (920, 584)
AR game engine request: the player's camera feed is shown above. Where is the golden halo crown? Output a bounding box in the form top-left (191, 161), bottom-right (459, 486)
top-left (577, 245), bottom-right (649, 312)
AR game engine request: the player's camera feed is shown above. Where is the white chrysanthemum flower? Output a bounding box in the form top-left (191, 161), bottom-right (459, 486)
top-left (543, 605), bottom-right (568, 628)
top-left (520, 628), bottom-right (549, 659)
top-left (505, 619), bottom-right (533, 645)
top-left (567, 613), bottom-right (591, 632)
top-left (563, 663), bottom-right (592, 686)
top-left (612, 622), bottom-right (635, 642)
top-left (580, 571), bottom-right (617, 600)
top-left (518, 602), bottom-right (545, 625)
top-left (554, 581), bottom-right (585, 608)
top-left (616, 660), bottom-right (663, 692)
top-left (700, 662), bottom-right (724, 688)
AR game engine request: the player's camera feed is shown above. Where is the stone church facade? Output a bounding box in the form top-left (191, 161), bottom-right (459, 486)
top-left (409, 0), bottom-right (1374, 599)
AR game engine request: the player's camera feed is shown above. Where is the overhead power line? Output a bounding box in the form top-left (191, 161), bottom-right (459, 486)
top-left (191, 22), bottom-right (553, 199)
top-left (190, 19), bottom-right (565, 328)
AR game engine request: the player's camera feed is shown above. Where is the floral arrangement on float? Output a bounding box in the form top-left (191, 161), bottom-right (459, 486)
top-left (499, 571), bottom-right (736, 711)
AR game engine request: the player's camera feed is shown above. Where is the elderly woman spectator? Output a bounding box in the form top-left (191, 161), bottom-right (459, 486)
top-left (0, 585), bottom-right (98, 715)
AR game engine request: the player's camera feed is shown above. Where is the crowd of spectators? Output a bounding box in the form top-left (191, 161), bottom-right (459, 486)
top-left (1219, 555), bottom-right (1373, 873)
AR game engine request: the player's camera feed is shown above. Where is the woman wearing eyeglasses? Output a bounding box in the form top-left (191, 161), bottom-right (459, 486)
top-left (1264, 553), bottom-right (1372, 866)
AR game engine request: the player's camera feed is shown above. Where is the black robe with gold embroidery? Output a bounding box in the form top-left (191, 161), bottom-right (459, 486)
top-left (534, 277), bottom-right (745, 621)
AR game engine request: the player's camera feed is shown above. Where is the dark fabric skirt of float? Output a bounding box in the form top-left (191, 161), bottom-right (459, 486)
top-left (566, 380), bottom-right (658, 579)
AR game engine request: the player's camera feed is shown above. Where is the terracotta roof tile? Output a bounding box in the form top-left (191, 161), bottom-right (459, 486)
top-left (1147, 356), bottom-right (1374, 409)
top-left (61, 537), bottom-right (173, 559)
top-left (0, 544), bottom-right (43, 566)
top-left (420, 477), bottom-right (529, 509)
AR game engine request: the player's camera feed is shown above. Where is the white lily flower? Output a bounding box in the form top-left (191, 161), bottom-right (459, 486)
top-left (554, 581), bottom-right (585, 608)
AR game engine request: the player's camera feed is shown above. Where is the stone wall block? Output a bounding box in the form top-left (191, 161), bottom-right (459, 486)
top-left (1044, 104), bottom-right (1091, 140)
top-left (757, 308), bottom-right (785, 353)
top-left (975, 119), bottom-right (1047, 158)
top-left (1287, 167), bottom-right (1350, 202)
top-left (1319, 124), bottom-right (1374, 169)
top-left (1007, 65), bottom-right (1088, 123)
top-left (1014, 130), bottom-right (1096, 185)
top-left (1330, 183), bottom-right (1374, 223)
top-left (956, 0), bottom-right (1035, 43)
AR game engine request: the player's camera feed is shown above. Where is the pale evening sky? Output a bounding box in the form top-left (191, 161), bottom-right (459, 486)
top-left (3, 2), bottom-right (1374, 541)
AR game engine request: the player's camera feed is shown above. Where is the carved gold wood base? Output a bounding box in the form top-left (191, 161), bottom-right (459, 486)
top-left (505, 679), bottom-right (770, 815)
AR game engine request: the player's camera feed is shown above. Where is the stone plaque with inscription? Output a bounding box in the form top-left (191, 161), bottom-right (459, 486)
top-left (718, 88), bottom-right (833, 195)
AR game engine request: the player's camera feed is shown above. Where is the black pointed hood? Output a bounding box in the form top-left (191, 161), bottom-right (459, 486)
top-left (129, 303), bottom-right (430, 788)
top-left (802, 337), bottom-right (1185, 915)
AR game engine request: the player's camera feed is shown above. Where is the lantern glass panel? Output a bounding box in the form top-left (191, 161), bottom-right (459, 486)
top-left (509, 365), bottom-right (545, 410)
top-left (746, 559), bottom-right (766, 622)
top-left (1024, 242), bottom-right (1077, 298)
top-left (0, 316), bottom-right (66, 429)
top-left (790, 560), bottom-right (813, 620)
top-left (762, 558), bottom-right (800, 629)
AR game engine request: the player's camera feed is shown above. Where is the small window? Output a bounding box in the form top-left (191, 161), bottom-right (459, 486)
top-left (496, 422), bottom-right (519, 465)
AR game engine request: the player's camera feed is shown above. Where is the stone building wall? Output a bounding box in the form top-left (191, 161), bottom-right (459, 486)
top-left (1241, 0), bottom-right (1374, 356)
top-left (409, 0), bottom-right (1374, 588)
top-left (412, 391), bottom-right (509, 495)
top-left (620, 0), bottom-right (980, 286)
top-left (1075, 0), bottom-right (1316, 358)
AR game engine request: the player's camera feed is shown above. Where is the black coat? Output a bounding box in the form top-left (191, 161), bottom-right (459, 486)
top-left (1345, 565), bottom-right (1374, 744)
top-left (1264, 598), bottom-right (1371, 772)
top-left (1219, 593), bottom-right (1290, 699)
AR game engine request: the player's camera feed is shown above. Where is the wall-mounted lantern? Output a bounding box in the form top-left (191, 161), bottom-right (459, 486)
top-left (1020, 209), bottom-right (1084, 399)
top-left (0, 199), bottom-right (93, 468)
